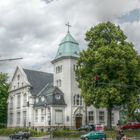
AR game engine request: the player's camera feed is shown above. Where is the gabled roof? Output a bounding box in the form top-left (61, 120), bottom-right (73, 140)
top-left (34, 85), bottom-right (66, 107)
top-left (23, 69), bottom-right (53, 96)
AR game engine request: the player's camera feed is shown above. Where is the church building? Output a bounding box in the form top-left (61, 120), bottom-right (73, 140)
top-left (7, 27), bottom-right (120, 131)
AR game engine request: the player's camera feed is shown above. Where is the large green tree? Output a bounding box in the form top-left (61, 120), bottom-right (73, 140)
top-left (0, 73), bottom-right (9, 127)
top-left (75, 22), bottom-right (140, 129)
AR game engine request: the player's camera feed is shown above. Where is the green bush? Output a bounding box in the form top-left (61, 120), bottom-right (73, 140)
top-left (0, 128), bottom-right (46, 137)
top-left (52, 129), bottom-right (140, 138)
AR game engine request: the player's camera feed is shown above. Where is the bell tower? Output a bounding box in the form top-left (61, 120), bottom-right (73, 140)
top-left (51, 24), bottom-right (81, 127)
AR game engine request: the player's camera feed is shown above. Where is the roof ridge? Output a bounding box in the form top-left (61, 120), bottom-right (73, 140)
top-left (23, 68), bottom-right (53, 75)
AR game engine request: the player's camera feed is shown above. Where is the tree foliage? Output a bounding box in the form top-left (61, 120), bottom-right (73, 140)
top-left (0, 73), bottom-right (9, 127)
top-left (75, 22), bottom-right (140, 128)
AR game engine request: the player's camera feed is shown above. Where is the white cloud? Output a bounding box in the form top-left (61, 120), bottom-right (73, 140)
top-left (121, 21), bottom-right (140, 52)
top-left (0, 0), bottom-right (140, 79)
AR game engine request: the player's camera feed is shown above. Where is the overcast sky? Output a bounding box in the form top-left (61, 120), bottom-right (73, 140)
top-left (0, 0), bottom-right (140, 79)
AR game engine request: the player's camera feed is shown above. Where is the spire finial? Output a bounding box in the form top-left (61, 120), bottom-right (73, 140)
top-left (65, 22), bottom-right (71, 33)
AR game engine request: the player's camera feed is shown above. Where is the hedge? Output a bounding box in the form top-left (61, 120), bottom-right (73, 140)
top-left (0, 128), bottom-right (46, 137)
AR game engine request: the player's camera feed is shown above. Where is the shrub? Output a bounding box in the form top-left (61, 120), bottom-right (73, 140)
top-left (0, 128), bottom-right (46, 137)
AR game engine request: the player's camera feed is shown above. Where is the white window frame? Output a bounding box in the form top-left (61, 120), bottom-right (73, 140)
top-left (56, 79), bottom-right (62, 87)
top-left (99, 111), bottom-right (105, 124)
top-left (23, 94), bottom-right (27, 107)
top-left (73, 94), bottom-right (82, 106)
top-left (88, 111), bottom-right (94, 122)
top-left (9, 113), bottom-right (13, 125)
top-left (55, 110), bottom-right (63, 124)
top-left (17, 112), bottom-right (20, 124)
top-left (10, 97), bottom-right (13, 109)
top-left (17, 94), bottom-right (21, 108)
top-left (35, 109), bottom-right (38, 122)
top-left (41, 109), bottom-right (45, 122)
top-left (23, 111), bottom-right (26, 126)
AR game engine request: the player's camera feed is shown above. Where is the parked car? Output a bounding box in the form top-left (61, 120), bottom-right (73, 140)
top-left (81, 131), bottom-right (106, 140)
top-left (121, 122), bottom-right (140, 130)
top-left (9, 131), bottom-right (30, 139)
top-left (78, 125), bottom-right (95, 132)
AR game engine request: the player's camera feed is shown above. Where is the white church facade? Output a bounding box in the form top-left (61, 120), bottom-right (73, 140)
top-left (7, 29), bottom-right (120, 131)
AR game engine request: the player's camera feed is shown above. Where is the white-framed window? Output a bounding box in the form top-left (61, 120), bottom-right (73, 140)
top-left (17, 112), bottom-right (20, 124)
top-left (23, 94), bottom-right (27, 106)
top-left (35, 109), bottom-right (38, 122)
top-left (55, 110), bottom-right (63, 124)
top-left (23, 111), bottom-right (26, 126)
top-left (10, 97), bottom-right (13, 109)
top-left (56, 65), bottom-right (62, 73)
top-left (99, 111), bottom-right (105, 124)
top-left (17, 94), bottom-right (21, 108)
top-left (56, 79), bottom-right (62, 87)
top-left (73, 94), bottom-right (82, 106)
top-left (9, 113), bottom-right (13, 125)
top-left (88, 111), bottom-right (94, 122)
top-left (41, 109), bottom-right (45, 122)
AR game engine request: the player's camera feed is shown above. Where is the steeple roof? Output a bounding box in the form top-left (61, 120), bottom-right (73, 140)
top-left (54, 32), bottom-right (80, 60)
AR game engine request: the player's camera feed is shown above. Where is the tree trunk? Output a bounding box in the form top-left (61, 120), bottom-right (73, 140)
top-left (107, 106), bottom-right (112, 130)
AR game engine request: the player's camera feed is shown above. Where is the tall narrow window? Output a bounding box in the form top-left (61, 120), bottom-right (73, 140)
top-left (23, 111), bottom-right (26, 127)
top-left (76, 94), bottom-right (80, 105)
top-left (10, 97), bottom-right (13, 109)
top-left (35, 110), bottom-right (38, 122)
top-left (9, 113), bottom-right (13, 125)
top-left (55, 110), bottom-right (63, 124)
top-left (41, 109), bottom-right (45, 122)
top-left (73, 94), bottom-right (82, 106)
top-left (17, 94), bottom-right (21, 108)
top-left (112, 113), bottom-right (114, 124)
top-left (88, 111), bottom-right (94, 122)
top-left (56, 65), bottom-right (62, 73)
top-left (17, 112), bottom-right (20, 124)
top-left (56, 79), bottom-right (62, 87)
top-left (73, 95), bottom-right (76, 105)
top-left (23, 94), bottom-right (27, 106)
top-left (99, 111), bottom-right (105, 124)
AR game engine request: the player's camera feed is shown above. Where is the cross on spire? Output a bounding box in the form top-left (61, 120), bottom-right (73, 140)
top-left (65, 22), bottom-right (72, 33)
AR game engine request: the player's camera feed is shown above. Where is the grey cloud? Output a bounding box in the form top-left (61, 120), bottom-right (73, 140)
top-left (0, 0), bottom-right (140, 79)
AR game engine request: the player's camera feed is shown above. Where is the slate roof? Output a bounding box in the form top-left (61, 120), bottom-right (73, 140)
top-left (34, 85), bottom-right (66, 107)
top-left (23, 69), bottom-right (53, 96)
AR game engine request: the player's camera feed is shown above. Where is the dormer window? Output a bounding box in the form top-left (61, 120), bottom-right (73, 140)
top-left (41, 96), bottom-right (45, 102)
top-left (55, 94), bottom-right (61, 100)
top-left (36, 98), bottom-right (39, 103)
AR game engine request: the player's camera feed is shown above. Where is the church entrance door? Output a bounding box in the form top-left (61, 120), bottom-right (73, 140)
top-left (75, 114), bottom-right (82, 129)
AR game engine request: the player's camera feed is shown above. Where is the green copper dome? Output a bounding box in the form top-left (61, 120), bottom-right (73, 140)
top-left (55, 32), bottom-right (80, 59)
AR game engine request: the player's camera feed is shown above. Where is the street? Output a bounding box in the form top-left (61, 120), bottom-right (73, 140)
top-left (0, 137), bottom-right (80, 140)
